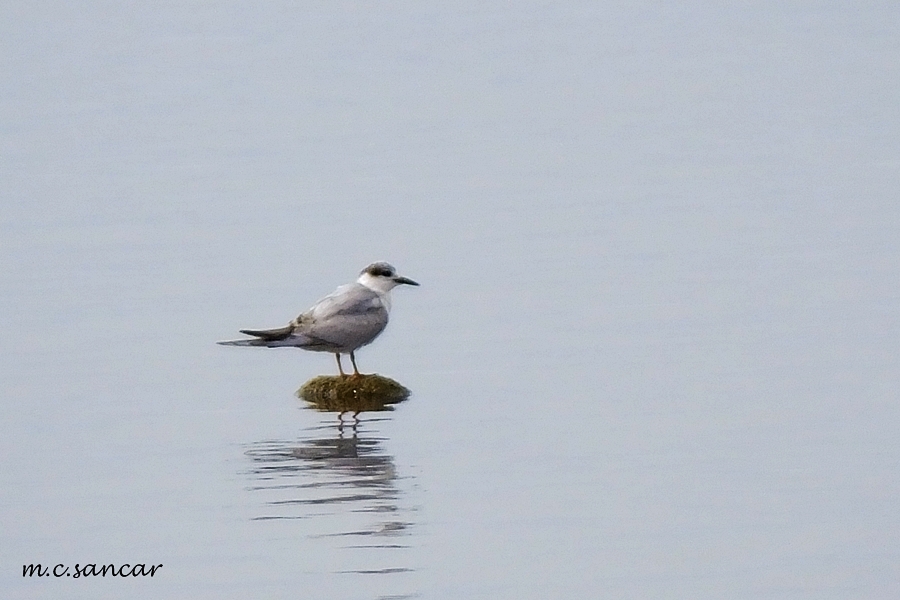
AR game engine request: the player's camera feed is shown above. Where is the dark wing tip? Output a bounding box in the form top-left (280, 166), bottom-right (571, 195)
top-left (239, 325), bottom-right (295, 341)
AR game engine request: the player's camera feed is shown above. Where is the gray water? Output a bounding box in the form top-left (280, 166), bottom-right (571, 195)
top-left (3, 2), bottom-right (899, 599)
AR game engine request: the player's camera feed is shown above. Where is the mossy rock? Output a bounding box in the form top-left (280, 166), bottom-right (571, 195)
top-left (297, 374), bottom-right (411, 413)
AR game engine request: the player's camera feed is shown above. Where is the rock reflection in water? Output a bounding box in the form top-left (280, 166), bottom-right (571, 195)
top-left (244, 398), bottom-right (416, 533)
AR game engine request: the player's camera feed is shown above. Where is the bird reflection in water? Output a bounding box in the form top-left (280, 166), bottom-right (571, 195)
top-left (244, 373), bottom-right (416, 560)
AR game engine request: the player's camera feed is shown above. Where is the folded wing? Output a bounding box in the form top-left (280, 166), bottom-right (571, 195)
top-left (218, 283), bottom-right (391, 352)
top-left (238, 324), bottom-right (295, 341)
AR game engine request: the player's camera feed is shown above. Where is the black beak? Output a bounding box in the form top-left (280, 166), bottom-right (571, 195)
top-left (393, 276), bottom-right (420, 286)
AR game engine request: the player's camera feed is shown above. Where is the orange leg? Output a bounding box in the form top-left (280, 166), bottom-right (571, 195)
top-left (349, 351), bottom-right (362, 377)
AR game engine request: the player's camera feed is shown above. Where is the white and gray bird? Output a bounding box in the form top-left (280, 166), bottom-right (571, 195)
top-left (218, 262), bottom-right (419, 376)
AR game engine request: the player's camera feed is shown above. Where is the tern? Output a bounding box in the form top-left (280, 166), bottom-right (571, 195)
top-left (218, 262), bottom-right (419, 376)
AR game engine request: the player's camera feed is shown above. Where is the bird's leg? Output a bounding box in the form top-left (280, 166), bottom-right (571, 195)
top-left (335, 353), bottom-right (347, 377)
top-left (349, 351), bottom-right (362, 377)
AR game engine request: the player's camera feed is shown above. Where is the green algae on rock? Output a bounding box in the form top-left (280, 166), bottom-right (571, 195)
top-left (297, 374), bottom-right (411, 413)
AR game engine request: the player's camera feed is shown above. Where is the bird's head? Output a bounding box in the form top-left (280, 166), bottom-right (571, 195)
top-left (358, 262), bottom-right (420, 293)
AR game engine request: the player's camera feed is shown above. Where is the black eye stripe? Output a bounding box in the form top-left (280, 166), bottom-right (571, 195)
top-left (364, 263), bottom-right (396, 278)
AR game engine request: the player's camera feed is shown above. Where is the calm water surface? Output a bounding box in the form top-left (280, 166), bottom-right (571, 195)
top-left (2, 2), bottom-right (899, 599)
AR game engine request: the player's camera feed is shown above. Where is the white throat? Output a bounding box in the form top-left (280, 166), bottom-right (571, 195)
top-left (357, 273), bottom-right (396, 310)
